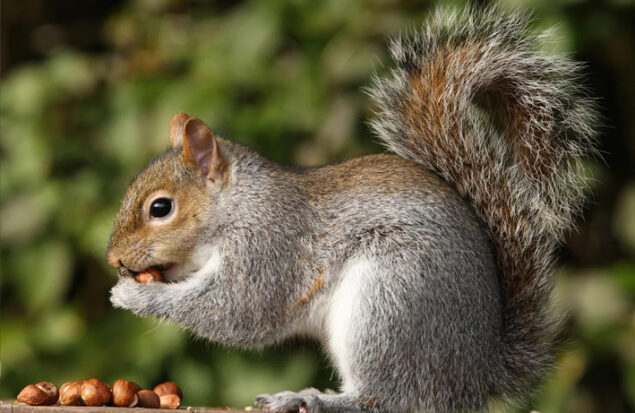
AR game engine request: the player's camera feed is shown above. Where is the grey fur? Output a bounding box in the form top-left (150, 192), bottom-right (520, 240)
top-left (110, 5), bottom-right (597, 413)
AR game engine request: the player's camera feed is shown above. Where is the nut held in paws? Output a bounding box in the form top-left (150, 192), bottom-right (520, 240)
top-left (134, 268), bottom-right (164, 284)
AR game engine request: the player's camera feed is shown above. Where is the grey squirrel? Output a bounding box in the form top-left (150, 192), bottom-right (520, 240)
top-left (107, 6), bottom-right (598, 413)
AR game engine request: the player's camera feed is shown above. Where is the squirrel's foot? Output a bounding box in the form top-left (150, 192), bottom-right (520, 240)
top-left (255, 388), bottom-right (381, 413)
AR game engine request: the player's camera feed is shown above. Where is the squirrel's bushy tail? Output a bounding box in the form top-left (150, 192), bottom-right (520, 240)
top-left (369, 5), bottom-right (597, 403)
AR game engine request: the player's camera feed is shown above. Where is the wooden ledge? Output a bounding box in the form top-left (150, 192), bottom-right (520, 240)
top-left (0, 400), bottom-right (260, 413)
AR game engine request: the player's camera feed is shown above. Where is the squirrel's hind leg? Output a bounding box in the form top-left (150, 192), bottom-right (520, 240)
top-left (255, 388), bottom-right (385, 413)
top-left (255, 258), bottom-right (394, 413)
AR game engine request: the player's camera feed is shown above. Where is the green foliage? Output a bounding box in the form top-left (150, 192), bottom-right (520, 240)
top-left (2, 0), bottom-right (634, 411)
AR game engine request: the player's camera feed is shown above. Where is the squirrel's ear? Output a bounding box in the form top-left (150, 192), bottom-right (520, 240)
top-left (169, 111), bottom-right (191, 148)
top-left (182, 117), bottom-right (228, 185)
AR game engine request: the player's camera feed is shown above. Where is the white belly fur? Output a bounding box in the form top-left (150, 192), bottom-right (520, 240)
top-left (326, 256), bottom-right (373, 393)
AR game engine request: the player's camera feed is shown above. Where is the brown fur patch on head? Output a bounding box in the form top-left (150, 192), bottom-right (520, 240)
top-left (106, 149), bottom-right (212, 272)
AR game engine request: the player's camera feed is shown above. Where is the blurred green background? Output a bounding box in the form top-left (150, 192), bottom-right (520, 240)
top-left (1, 0), bottom-right (634, 411)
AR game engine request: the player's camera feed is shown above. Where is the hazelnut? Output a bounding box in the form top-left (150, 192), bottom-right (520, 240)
top-left (113, 379), bottom-right (140, 407)
top-left (81, 379), bottom-right (112, 406)
top-left (17, 384), bottom-right (50, 406)
top-left (135, 268), bottom-right (164, 284)
top-left (84, 378), bottom-right (103, 387)
top-left (160, 393), bottom-right (181, 409)
top-left (60, 381), bottom-right (84, 406)
top-left (34, 382), bottom-right (59, 405)
top-left (137, 389), bottom-right (160, 408)
top-left (153, 381), bottom-right (183, 399)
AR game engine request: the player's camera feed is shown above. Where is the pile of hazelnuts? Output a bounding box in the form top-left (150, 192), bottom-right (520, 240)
top-left (17, 379), bottom-right (183, 409)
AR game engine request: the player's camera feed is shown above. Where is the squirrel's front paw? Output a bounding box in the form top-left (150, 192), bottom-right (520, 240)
top-left (110, 277), bottom-right (161, 314)
top-left (110, 277), bottom-right (140, 309)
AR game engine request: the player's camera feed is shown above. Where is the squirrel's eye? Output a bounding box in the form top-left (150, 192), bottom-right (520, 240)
top-left (150, 198), bottom-right (173, 218)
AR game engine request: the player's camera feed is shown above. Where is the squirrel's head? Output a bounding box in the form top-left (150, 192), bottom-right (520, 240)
top-left (106, 112), bottom-right (229, 281)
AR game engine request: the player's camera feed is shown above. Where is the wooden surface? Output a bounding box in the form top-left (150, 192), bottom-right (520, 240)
top-left (0, 401), bottom-right (259, 413)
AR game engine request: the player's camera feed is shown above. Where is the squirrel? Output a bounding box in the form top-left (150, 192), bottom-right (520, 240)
top-left (107, 5), bottom-right (598, 413)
